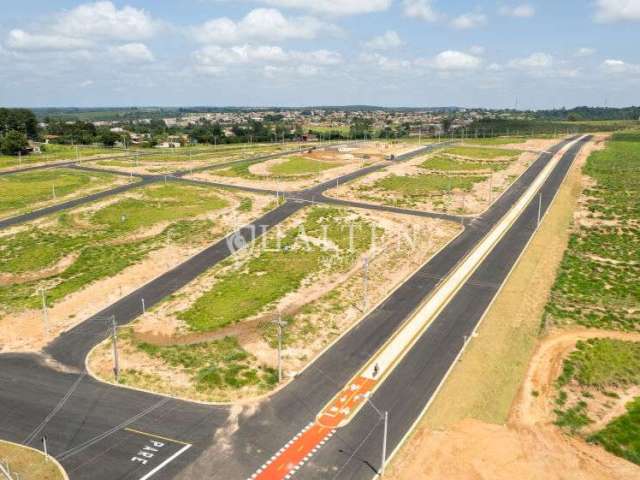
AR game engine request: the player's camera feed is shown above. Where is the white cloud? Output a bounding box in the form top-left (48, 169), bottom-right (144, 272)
top-left (51, 1), bottom-right (159, 41)
top-left (576, 47), bottom-right (596, 57)
top-left (432, 50), bottom-right (482, 70)
top-left (469, 45), bottom-right (485, 55)
top-left (192, 8), bottom-right (337, 44)
top-left (499, 4), bottom-right (536, 18)
top-left (403, 0), bottom-right (441, 22)
top-left (360, 52), bottom-right (412, 71)
top-left (79, 80), bottom-right (94, 87)
top-left (594, 0), bottom-right (640, 22)
top-left (6, 29), bottom-right (93, 51)
top-left (109, 43), bottom-right (155, 62)
top-left (450, 12), bottom-right (487, 29)
top-left (509, 52), bottom-right (553, 69)
top-left (363, 30), bottom-right (404, 50)
top-left (256, 0), bottom-right (392, 16)
top-left (193, 44), bottom-right (342, 73)
top-left (601, 58), bottom-right (640, 73)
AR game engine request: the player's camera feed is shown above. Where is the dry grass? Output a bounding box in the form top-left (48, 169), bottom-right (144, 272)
top-left (0, 440), bottom-right (65, 480)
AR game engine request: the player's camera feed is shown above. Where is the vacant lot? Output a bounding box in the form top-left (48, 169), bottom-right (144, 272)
top-left (0, 182), bottom-right (271, 352)
top-left (186, 141), bottom-right (413, 191)
top-left (89, 143), bottom-right (299, 175)
top-left (545, 132), bottom-right (640, 331)
top-left (0, 168), bottom-right (134, 219)
top-left (441, 145), bottom-right (523, 160)
top-left (89, 205), bottom-right (460, 401)
top-left (328, 141), bottom-right (553, 214)
top-left (0, 144), bottom-right (122, 171)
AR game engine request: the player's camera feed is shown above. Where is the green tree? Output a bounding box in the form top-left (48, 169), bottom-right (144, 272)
top-left (0, 130), bottom-right (29, 155)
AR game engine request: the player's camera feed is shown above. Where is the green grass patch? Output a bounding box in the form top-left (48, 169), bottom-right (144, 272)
top-left (420, 155), bottom-right (506, 172)
top-left (589, 396), bottom-right (640, 466)
top-left (461, 136), bottom-right (527, 146)
top-left (135, 334), bottom-right (277, 392)
top-left (442, 146), bottom-right (522, 160)
top-left (0, 144), bottom-right (119, 169)
top-left (269, 156), bottom-right (338, 176)
top-left (91, 183), bottom-right (227, 233)
top-left (179, 206), bottom-right (378, 332)
top-left (0, 168), bottom-right (122, 217)
top-left (545, 132), bottom-right (640, 331)
top-left (0, 183), bottom-right (229, 312)
top-left (375, 173), bottom-right (486, 197)
top-left (557, 338), bottom-right (640, 389)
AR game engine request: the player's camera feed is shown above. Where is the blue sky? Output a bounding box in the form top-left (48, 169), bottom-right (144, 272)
top-left (1, 0), bottom-right (639, 108)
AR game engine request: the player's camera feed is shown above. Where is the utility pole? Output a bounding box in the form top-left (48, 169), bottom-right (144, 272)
top-left (110, 316), bottom-right (120, 382)
top-left (272, 312), bottom-right (287, 383)
top-left (141, 298), bottom-right (146, 314)
top-left (52, 184), bottom-right (56, 200)
top-left (40, 288), bottom-right (49, 337)
top-left (365, 398), bottom-right (389, 477)
top-left (363, 255), bottom-right (369, 312)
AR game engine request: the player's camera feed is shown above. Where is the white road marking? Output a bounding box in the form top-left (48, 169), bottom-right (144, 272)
top-left (138, 443), bottom-right (192, 480)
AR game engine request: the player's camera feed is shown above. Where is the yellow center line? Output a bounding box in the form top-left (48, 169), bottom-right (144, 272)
top-left (124, 427), bottom-right (190, 446)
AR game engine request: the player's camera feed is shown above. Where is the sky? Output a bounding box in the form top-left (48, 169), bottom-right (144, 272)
top-left (1, 0), bottom-right (639, 109)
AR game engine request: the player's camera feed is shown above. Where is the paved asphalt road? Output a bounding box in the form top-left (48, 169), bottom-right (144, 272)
top-left (0, 137), bottom-right (585, 480)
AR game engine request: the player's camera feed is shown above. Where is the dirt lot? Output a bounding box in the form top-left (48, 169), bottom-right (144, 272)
top-left (184, 142), bottom-right (419, 192)
top-left (88, 206), bottom-right (462, 402)
top-left (326, 138), bottom-right (562, 215)
top-left (0, 189), bottom-right (273, 353)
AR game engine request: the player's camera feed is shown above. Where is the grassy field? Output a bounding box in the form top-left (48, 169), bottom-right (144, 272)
top-left (556, 338), bottom-right (640, 389)
top-left (375, 173), bottom-right (486, 198)
top-left (269, 156), bottom-right (339, 176)
top-left (553, 338), bottom-right (640, 463)
top-left (178, 206), bottom-right (376, 332)
top-left (589, 396), bottom-right (640, 465)
top-left (0, 144), bottom-right (121, 169)
top-left (0, 183), bottom-right (230, 312)
top-left (419, 155), bottom-right (507, 172)
top-left (0, 168), bottom-right (126, 218)
top-left (461, 136), bottom-right (528, 145)
top-left (133, 334), bottom-right (278, 393)
top-left (0, 440), bottom-right (65, 480)
top-left (442, 146), bottom-right (523, 160)
top-left (545, 132), bottom-right (640, 331)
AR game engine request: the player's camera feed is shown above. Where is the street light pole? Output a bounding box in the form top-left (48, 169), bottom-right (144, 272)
top-left (537, 192), bottom-right (542, 227)
top-left (272, 312), bottom-right (287, 383)
top-left (381, 410), bottom-right (388, 477)
top-left (365, 397), bottom-right (389, 477)
top-left (111, 316), bottom-right (120, 382)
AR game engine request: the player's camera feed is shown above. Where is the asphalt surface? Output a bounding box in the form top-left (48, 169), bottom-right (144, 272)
top-left (0, 136), bottom-right (586, 480)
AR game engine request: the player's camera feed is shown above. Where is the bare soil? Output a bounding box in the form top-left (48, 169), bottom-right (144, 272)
top-left (387, 330), bottom-right (640, 480)
top-left (325, 146), bottom-right (541, 215)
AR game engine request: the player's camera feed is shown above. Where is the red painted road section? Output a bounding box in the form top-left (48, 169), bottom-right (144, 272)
top-left (251, 376), bottom-right (376, 480)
